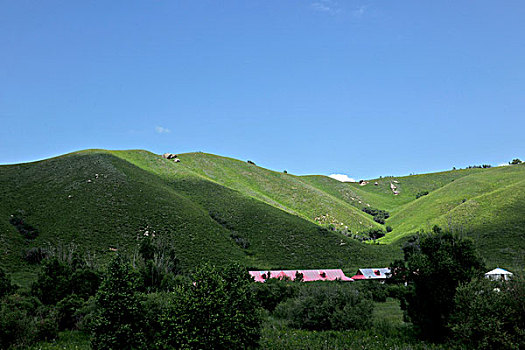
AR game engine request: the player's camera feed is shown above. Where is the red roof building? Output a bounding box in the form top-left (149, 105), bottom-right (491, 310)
top-left (249, 269), bottom-right (353, 282)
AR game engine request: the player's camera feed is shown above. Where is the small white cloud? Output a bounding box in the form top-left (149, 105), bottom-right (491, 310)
top-left (498, 163), bottom-right (510, 167)
top-left (311, 0), bottom-right (339, 15)
top-left (155, 126), bottom-right (171, 134)
top-left (329, 174), bottom-right (356, 182)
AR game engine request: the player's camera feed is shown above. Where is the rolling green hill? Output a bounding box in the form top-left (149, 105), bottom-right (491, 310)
top-left (1, 149), bottom-right (523, 285)
top-left (302, 165), bottom-right (525, 268)
top-left (0, 150), bottom-right (398, 285)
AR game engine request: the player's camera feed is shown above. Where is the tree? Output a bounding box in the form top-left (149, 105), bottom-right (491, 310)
top-left (31, 257), bottom-right (72, 305)
top-left (509, 158), bottom-right (522, 165)
top-left (160, 264), bottom-right (261, 349)
top-left (0, 267), bottom-right (16, 299)
top-left (449, 276), bottom-right (525, 349)
top-left (391, 232), bottom-right (485, 340)
top-left (90, 255), bottom-right (145, 350)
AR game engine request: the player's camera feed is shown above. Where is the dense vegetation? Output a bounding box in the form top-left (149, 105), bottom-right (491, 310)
top-left (2, 231), bottom-right (522, 349)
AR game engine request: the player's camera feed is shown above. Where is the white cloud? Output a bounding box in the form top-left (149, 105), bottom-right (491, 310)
top-left (155, 126), bottom-right (171, 134)
top-left (329, 174), bottom-right (356, 182)
top-left (311, 0), bottom-right (339, 15)
top-left (497, 163), bottom-right (510, 167)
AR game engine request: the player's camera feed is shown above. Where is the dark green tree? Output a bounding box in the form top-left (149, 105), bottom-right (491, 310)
top-left (0, 267), bottom-right (16, 299)
top-left (449, 276), bottom-right (525, 349)
top-left (161, 263), bottom-right (261, 349)
top-left (90, 255), bottom-right (145, 350)
top-left (392, 232), bottom-right (485, 340)
top-left (31, 257), bottom-right (73, 305)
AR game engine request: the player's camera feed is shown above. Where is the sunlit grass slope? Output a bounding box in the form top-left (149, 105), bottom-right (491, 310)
top-left (173, 152), bottom-right (381, 233)
top-left (301, 165), bottom-right (525, 268)
top-left (0, 150), bottom-right (399, 282)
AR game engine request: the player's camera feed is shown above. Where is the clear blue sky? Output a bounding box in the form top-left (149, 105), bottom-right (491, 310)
top-left (1, 1), bottom-right (524, 179)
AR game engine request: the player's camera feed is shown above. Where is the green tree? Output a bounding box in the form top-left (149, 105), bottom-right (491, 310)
top-left (449, 276), bottom-right (525, 349)
top-left (0, 267), bottom-right (16, 299)
top-left (161, 264), bottom-right (261, 349)
top-left (31, 257), bottom-right (73, 305)
top-left (392, 232), bottom-right (485, 340)
top-left (509, 158), bottom-right (522, 165)
top-left (90, 255), bottom-right (145, 350)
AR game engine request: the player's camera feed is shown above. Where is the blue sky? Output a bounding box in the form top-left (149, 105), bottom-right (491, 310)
top-left (1, 1), bottom-right (524, 179)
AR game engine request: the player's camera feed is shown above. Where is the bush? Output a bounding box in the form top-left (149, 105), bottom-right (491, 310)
top-left (90, 255), bottom-right (145, 350)
top-left (449, 276), bottom-right (525, 349)
top-left (415, 191), bottom-right (429, 199)
top-left (386, 226), bottom-right (393, 233)
top-left (0, 294), bottom-right (58, 349)
top-left (9, 211), bottom-right (39, 240)
top-left (357, 281), bottom-right (388, 302)
top-left (23, 247), bottom-right (48, 264)
top-left (31, 258), bottom-right (73, 305)
top-left (56, 294), bottom-right (85, 330)
top-left (252, 277), bottom-right (299, 312)
top-left (274, 283), bottom-right (374, 331)
top-left (137, 235), bottom-right (180, 292)
top-left (0, 267), bottom-right (16, 299)
top-left (160, 264), bottom-right (262, 349)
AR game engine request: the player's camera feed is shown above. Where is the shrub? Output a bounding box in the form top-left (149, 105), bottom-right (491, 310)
top-left (509, 158), bottom-right (522, 165)
top-left (160, 264), bottom-right (262, 349)
top-left (90, 255), bottom-right (145, 350)
top-left (9, 211), bottom-right (39, 240)
top-left (56, 294), bottom-right (85, 330)
top-left (415, 191), bottom-right (429, 199)
top-left (449, 276), bottom-right (525, 349)
top-left (137, 235), bottom-right (181, 292)
top-left (274, 283), bottom-right (373, 331)
top-left (386, 226), bottom-right (393, 233)
top-left (0, 294), bottom-right (58, 349)
top-left (31, 257), bottom-right (73, 305)
top-left (252, 277), bottom-right (299, 312)
top-left (0, 267), bottom-right (16, 299)
top-left (23, 247), bottom-right (48, 264)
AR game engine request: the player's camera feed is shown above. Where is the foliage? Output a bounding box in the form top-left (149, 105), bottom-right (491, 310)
top-left (136, 235), bottom-right (181, 292)
top-left (0, 294), bottom-right (58, 349)
top-left (90, 255), bottom-right (145, 350)
top-left (415, 190), bottom-right (429, 199)
top-left (391, 232), bottom-right (485, 340)
top-left (0, 267), bottom-right (16, 298)
top-left (274, 283), bottom-right (374, 331)
top-left (9, 210), bottom-right (39, 240)
top-left (509, 158), bottom-right (522, 164)
top-left (362, 207), bottom-right (390, 224)
top-left (31, 257), bottom-right (100, 305)
top-left (251, 277), bottom-right (299, 312)
top-left (449, 276), bottom-right (525, 349)
top-left (160, 263), bottom-right (262, 349)
top-left (55, 294), bottom-right (85, 331)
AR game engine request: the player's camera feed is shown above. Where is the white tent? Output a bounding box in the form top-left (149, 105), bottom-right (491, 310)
top-left (485, 268), bottom-right (513, 281)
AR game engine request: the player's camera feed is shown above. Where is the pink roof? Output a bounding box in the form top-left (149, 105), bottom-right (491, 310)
top-left (249, 269), bottom-right (353, 283)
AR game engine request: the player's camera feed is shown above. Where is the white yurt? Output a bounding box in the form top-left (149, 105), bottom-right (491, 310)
top-left (485, 268), bottom-right (513, 281)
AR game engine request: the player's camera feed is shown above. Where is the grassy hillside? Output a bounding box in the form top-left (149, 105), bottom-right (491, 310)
top-left (302, 165), bottom-right (525, 268)
top-left (1, 149), bottom-right (523, 284)
top-left (0, 150), bottom-right (399, 285)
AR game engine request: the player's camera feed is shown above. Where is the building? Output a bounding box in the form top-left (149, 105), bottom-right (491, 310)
top-left (249, 269), bottom-right (353, 282)
top-left (485, 268), bottom-right (513, 281)
top-left (350, 268), bottom-right (391, 280)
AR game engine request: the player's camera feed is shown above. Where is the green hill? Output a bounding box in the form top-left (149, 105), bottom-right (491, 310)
top-left (1, 150), bottom-right (523, 285)
top-left (0, 150), bottom-right (398, 285)
top-left (302, 165), bottom-right (525, 268)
